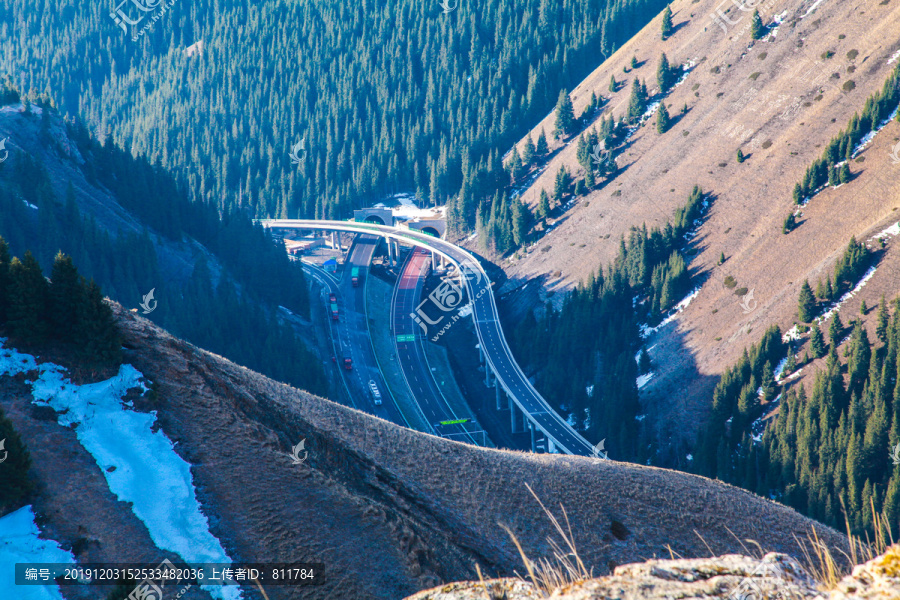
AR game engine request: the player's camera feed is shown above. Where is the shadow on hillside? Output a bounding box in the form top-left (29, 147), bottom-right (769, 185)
top-left (641, 320), bottom-right (719, 469)
top-left (668, 19), bottom-right (690, 38)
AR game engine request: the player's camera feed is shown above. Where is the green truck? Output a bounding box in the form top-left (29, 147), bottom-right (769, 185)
top-left (351, 266), bottom-right (360, 287)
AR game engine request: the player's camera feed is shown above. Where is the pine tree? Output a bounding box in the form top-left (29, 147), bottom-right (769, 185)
top-left (876, 295), bottom-right (889, 342)
top-left (783, 213), bottom-right (796, 234)
top-left (656, 103), bottom-right (671, 133)
top-left (609, 75), bottom-right (617, 92)
top-left (49, 252), bottom-right (84, 343)
top-left (7, 252), bottom-right (49, 344)
top-left (840, 163), bottom-right (851, 184)
top-left (538, 189), bottom-right (551, 220)
top-left (535, 129), bottom-right (549, 158)
top-left (553, 165), bottom-right (571, 201)
top-left (554, 90), bottom-right (576, 138)
top-left (657, 53), bottom-right (675, 93)
top-left (0, 405), bottom-right (34, 511)
top-left (737, 148), bottom-right (745, 163)
top-left (574, 178), bottom-right (587, 196)
top-left (631, 56), bottom-right (639, 69)
top-left (77, 280), bottom-right (122, 367)
top-left (522, 137), bottom-right (535, 166)
top-left (507, 147), bottom-right (524, 182)
top-left (718, 252), bottom-right (726, 265)
top-left (829, 313), bottom-right (843, 346)
top-left (750, 10), bottom-right (765, 40)
top-left (860, 299), bottom-right (867, 315)
top-left (793, 183), bottom-right (804, 204)
top-left (661, 5), bottom-right (673, 40)
top-left (639, 347), bottom-right (652, 373)
top-left (760, 361), bottom-right (775, 401)
top-left (627, 78), bottom-right (647, 122)
top-left (798, 280), bottom-right (816, 322)
top-left (784, 351), bottom-right (797, 375)
top-left (810, 323), bottom-right (826, 358)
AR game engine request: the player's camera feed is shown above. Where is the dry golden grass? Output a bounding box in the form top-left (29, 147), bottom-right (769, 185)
top-left (797, 498), bottom-right (896, 589)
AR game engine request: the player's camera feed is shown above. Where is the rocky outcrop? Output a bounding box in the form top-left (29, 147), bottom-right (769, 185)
top-left (406, 545), bottom-right (900, 599)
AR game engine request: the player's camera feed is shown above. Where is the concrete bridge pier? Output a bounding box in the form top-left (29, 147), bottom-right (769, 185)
top-left (529, 421), bottom-right (536, 452)
top-left (431, 251), bottom-right (437, 271)
top-left (509, 396), bottom-right (518, 433)
top-left (484, 364), bottom-right (492, 387)
top-left (496, 384), bottom-right (502, 410)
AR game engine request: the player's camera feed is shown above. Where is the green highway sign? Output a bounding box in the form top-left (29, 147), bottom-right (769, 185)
top-left (439, 418), bottom-right (470, 426)
top-left (396, 334), bottom-right (416, 342)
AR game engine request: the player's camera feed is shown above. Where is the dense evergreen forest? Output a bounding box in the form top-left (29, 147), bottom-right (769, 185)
top-left (694, 240), bottom-right (900, 539)
top-left (0, 99), bottom-right (327, 395)
top-left (1, 0), bottom-right (669, 244)
top-left (508, 186), bottom-right (708, 461)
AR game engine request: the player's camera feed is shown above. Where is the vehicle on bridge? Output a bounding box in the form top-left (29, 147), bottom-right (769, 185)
top-left (328, 292), bottom-right (337, 303)
top-left (368, 380), bottom-right (382, 406)
top-left (351, 266), bottom-right (360, 287)
top-left (330, 302), bottom-right (339, 320)
top-left (343, 356), bottom-right (353, 370)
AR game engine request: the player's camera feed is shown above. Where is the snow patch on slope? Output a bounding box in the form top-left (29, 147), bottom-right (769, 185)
top-left (0, 505), bottom-right (74, 600)
top-left (0, 339), bottom-right (242, 600)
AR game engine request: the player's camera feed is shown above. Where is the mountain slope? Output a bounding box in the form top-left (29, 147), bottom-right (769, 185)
top-left (500, 0), bottom-right (900, 448)
top-left (0, 304), bottom-right (855, 599)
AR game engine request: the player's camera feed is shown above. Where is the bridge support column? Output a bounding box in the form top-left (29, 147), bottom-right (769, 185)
top-left (431, 251), bottom-right (437, 271)
top-left (530, 422), bottom-right (536, 452)
top-left (478, 344), bottom-right (484, 365)
top-left (496, 384), bottom-right (502, 410)
top-left (509, 396), bottom-right (518, 433)
top-left (484, 365), bottom-right (491, 387)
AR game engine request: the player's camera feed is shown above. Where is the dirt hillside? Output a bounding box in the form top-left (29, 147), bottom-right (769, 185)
top-left (0, 305), bottom-right (854, 599)
top-left (500, 0), bottom-right (900, 448)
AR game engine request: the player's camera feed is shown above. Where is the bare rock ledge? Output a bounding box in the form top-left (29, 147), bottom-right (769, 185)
top-left (406, 545), bottom-right (900, 599)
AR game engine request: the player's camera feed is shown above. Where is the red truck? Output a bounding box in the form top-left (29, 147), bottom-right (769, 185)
top-left (328, 292), bottom-right (337, 303)
top-left (343, 356), bottom-right (353, 370)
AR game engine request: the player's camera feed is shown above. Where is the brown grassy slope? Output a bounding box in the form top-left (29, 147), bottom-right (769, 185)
top-left (497, 0), bottom-right (900, 446)
top-left (106, 305), bottom-right (853, 599)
